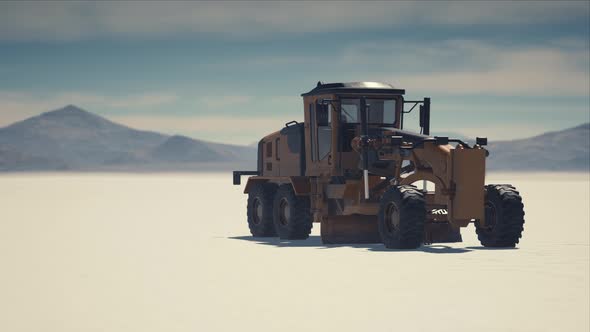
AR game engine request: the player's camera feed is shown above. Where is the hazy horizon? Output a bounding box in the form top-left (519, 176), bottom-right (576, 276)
top-left (2, 104), bottom-right (589, 148)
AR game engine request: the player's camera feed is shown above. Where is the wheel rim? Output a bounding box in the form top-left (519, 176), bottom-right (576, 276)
top-left (484, 201), bottom-right (498, 230)
top-left (279, 198), bottom-right (290, 226)
top-left (253, 198), bottom-right (263, 225)
top-left (384, 202), bottom-right (400, 234)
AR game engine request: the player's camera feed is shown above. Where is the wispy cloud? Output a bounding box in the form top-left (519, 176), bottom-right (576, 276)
top-left (0, 2), bottom-right (587, 41)
top-left (221, 39), bottom-right (589, 97)
top-left (111, 114), bottom-right (290, 145)
top-left (392, 44), bottom-right (590, 96)
top-left (200, 95), bottom-right (253, 110)
top-left (454, 124), bottom-right (553, 142)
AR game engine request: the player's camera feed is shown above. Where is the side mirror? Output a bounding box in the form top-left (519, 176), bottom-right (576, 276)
top-left (420, 98), bottom-right (431, 135)
top-left (419, 105), bottom-right (424, 127)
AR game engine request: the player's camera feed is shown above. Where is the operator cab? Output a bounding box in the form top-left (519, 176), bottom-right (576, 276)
top-left (303, 82), bottom-right (402, 151)
top-left (246, 81), bottom-right (431, 181)
top-left (301, 81), bottom-right (419, 177)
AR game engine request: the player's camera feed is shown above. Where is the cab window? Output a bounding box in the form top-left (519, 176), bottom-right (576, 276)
top-left (340, 98), bottom-right (397, 126)
top-left (316, 103), bottom-right (331, 160)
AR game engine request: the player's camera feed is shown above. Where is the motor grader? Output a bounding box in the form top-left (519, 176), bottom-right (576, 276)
top-left (233, 82), bottom-right (525, 249)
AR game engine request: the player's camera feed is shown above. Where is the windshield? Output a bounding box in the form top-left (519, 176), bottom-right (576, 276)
top-left (340, 98), bottom-right (397, 125)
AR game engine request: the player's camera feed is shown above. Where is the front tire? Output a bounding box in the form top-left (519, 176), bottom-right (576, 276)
top-left (247, 183), bottom-right (277, 237)
top-left (378, 185), bottom-right (426, 249)
top-left (273, 184), bottom-right (312, 240)
top-left (475, 184), bottom-right (525, 247)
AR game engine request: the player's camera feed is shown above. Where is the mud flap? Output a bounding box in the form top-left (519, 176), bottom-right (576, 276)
top-left (321, 215), bottom-right (381, 244)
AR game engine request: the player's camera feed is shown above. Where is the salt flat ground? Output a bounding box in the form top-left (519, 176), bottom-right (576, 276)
top-left (0, 173), bottom-right (588, 332)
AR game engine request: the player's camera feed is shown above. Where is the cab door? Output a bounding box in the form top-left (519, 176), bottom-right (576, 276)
top-left (304, 96), bottom-right (333, 176)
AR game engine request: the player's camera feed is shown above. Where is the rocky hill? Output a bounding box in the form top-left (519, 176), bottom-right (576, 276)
top-left (486, 123), bottom-right (589, 171)
top-left (0, 105), bottom-right (255, 171)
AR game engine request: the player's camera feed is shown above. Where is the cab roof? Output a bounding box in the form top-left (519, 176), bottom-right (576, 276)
top-left (301, 81), bottom-right (405, 97)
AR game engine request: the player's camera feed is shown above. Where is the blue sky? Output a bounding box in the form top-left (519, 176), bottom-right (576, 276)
top-left (0, 1), bottom-right (588, 144)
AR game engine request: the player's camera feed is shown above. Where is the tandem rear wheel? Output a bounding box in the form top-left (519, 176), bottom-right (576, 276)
top-left (272, 184), bottom-right (313, 240)
top-left (246, 183), bottom-right (313, 239)
top-left (246, 183), bottom-right (278, 237)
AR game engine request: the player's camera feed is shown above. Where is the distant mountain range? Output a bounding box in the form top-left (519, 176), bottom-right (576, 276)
top-left (486, 123), bottom-right (589, 171)
top-left (0, 105), bottom-right (587, 172)
top-left (0, 105), bottom-right (255, 171)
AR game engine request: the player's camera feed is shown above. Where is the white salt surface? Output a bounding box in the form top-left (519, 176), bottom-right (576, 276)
top-left (0, 173), bottom-right (588, 332)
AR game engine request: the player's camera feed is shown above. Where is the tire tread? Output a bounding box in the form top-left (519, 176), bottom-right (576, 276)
top-left (246, 183), bottom-right (277, 237)
top-left (273, 184), bottom-right (313, 240)
top-left (378, 185), bottom-right (426, 249)
top-left (476, 184), bottom-right (525, 247)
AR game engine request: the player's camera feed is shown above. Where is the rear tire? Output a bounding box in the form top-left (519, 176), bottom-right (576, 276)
top-left (273, 184), bottom-right (312, 240)
top-left (247, 183), bottom-right (277, 237)
top-left (378, 185), bottom-right (426, 249)
top-left (475, 184), bottom-right (525, 247)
